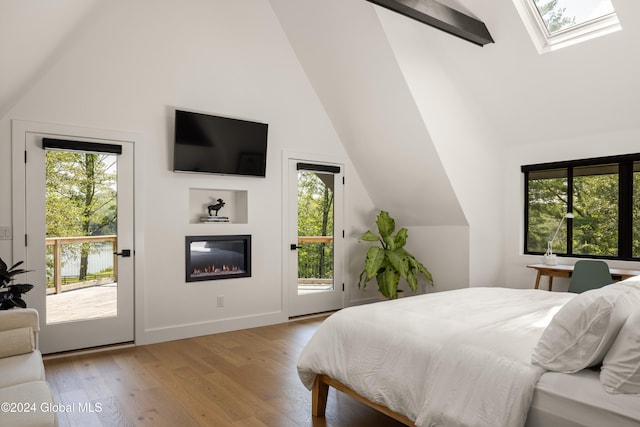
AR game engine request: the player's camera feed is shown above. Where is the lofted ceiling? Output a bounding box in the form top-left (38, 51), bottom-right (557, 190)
top-left (3, 0), bottom-right (639, 233)
top-left (0, 0), bottom-right (104, 119)
top-left (410, 0), bottom-right (640, 145)
top-left (2, 0), bottom-right (639, 146)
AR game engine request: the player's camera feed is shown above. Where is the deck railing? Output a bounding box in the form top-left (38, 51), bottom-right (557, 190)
top-left (297, 236), bottom-right (334, 282)
top-left (45, 235), bottom-right (117, 294)
top-left (45, 235), bottom-right (333, 293)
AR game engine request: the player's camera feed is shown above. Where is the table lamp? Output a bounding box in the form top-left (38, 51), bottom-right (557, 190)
top-left (544, 212), bottom-right (574, 265)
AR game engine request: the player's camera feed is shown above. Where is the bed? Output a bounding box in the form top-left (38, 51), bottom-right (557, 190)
top-left (297, 284), bottom-right (640, 427)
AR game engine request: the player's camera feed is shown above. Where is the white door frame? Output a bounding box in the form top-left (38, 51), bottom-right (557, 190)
top-left (281, 150), bottom-right (345, 317)
top-left (12, 119), bottom-right (141, 353)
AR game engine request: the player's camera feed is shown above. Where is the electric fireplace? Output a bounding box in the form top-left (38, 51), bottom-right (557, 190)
top-left (185, 235), bottom-right (251, 282)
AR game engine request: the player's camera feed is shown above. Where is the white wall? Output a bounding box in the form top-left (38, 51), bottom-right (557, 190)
top-left (269, 0), bottom-right (467, 229)
top-left (405, 226), bottom-right (470, 293)
top-left (376, 8), bottom-right (506, 287)
top-left (269, 0), bottom-right (475, 292)
top-left (1, 0), bottom-right (374, 345)
top-left (0, 0), bottom-right (103, 118)
top-left (504, 128), bottom-right (640, 291)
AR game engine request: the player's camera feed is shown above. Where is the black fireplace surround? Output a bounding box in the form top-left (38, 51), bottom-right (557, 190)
top-left (185, 235), bottom-right (251, 282)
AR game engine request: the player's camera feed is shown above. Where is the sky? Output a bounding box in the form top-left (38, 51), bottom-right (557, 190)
top-left (554, 0), bottom-right (614, 24)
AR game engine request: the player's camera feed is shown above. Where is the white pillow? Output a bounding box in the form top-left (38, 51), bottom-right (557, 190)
top-left (600, 310), bottom-right (640, 394)
top-left (0, 327), bottom-right (34, 358)
top-left (532, 282), bottom-right (640, 373)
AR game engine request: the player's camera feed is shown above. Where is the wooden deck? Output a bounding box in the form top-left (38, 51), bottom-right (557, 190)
top-left (46, 283), bottom-right (117, 323)
top-left (45, 282), bottom-right (330, 321)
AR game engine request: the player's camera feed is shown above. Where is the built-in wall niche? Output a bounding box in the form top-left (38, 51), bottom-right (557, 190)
top-left (189, 188), bottom-right (248, 224)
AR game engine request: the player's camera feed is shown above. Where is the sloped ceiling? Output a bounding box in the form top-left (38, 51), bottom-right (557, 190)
top-left (0, 0), bottom-right (104, 118)
top-left (3, 0), bottom-right (639, 226)
top-left (3, 0), bottom-right (639, 144)
top-left (269, 0), bottom-right (467, 226)
top-left (416, 0), bottom-right (640, 145)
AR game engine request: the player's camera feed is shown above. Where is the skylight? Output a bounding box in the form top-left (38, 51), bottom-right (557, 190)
top-left (533, 0), bottom-right (615, 35)
top-left (513, 0), bottom-right (621, 53)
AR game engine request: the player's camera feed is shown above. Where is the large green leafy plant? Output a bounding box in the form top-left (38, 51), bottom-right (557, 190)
top-left (0, 258), bottom-right (34, 310)
top-left (358, 211), bottom-right (433, 299)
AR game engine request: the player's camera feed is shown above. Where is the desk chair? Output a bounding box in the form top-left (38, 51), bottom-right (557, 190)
top-left (568, 260), bottom-right (612, 294)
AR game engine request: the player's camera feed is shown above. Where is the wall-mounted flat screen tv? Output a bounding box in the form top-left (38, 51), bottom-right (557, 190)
top-left (173, 109), bottom-right (268, 177)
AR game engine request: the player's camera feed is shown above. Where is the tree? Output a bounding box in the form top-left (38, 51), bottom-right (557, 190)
top-left (572, 174), bottom-right (618, 256)
top-left (297, 171), bottom-right (334, 279)
top-left (534, 0), bottom-right (576, 33)
top-left (527, 172), bottom-right (619, 257)
top-left (527, 176), bottom-right (568, 253)
top-left (634, 174), bottom-right (640, 257)
top-left (46, 151), bottom-right (117, 281)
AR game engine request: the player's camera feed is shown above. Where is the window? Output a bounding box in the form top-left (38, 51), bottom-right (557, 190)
top-left (533, 0), bottom-right (615, 35)
top-left (523, 154), bottom-right (640, 260)
top-left (512, 0), bottom-right (621, 53)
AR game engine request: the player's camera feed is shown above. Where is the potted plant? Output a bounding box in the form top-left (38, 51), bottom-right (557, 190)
top-left (0, 257), bottom-right (34, 310)
top-left (358, 211), bottom-right (433, 299)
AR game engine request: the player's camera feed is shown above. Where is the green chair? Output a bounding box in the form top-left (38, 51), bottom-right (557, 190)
top-left (568, 260), bottom-right (613, 294)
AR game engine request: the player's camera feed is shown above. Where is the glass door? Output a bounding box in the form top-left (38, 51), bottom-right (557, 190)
top-left (288, 160), bottom-right (343, 317)
top-left (25, 134), bottom-right (134, 354)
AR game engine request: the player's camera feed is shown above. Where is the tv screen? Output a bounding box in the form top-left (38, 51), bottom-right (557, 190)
top-left (173, 109), bottom-right (268, 177)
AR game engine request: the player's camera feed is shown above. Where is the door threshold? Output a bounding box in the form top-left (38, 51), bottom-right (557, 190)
top-left (289, 310), bottom-right (339, 321)
top-left (42, 341), bottom-right (135, 360)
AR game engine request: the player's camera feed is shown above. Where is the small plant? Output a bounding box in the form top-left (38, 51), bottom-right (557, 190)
top-left (358, 211), bottom-right (433, 299)
top-left (0, 257), bottom-right (34, 310)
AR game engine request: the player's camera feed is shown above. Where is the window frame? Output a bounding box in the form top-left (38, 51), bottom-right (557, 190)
top-left (522, 153), bottom-right (640, 261)
top-left (511, 0), bottom-right (621, 54)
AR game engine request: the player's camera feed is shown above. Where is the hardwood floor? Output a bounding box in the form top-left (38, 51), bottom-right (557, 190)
top-left (44, 316), bottom-right (406, 427)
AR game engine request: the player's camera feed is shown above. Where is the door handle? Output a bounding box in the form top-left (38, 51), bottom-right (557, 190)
top-left (114, 249), bottom-right (132, 257)
top-left (290, 244), bottom-right (302, 250)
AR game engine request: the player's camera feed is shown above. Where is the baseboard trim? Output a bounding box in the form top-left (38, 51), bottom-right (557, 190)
top-left (43, 341), bottom-right (135, 360)
top-left (138, 311), bottom-right (287, 346)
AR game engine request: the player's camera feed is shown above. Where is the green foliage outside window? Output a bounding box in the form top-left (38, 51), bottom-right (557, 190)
top-left (297, 171), bottom-right (334, 280)
top-left (634, 173), bottom-right (640, 257)
top-left (572, 171), bottom-right (618, 256)
top-left (46, 151), bottom-right (117, 238)
top-left (533, 0), bottom-right (576, 34)
top-left (525, 157), bottom-right (640, 260)
top-left (46, 151), bottom-right (117, 284)
top-left (527, 174), bottom-right (568, 254)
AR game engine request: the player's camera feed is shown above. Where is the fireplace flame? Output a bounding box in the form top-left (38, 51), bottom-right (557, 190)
top-left (192, 264), bottom-right (243, 275)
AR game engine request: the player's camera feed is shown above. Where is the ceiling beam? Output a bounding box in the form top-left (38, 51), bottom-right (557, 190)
top-left (366, 0), bottom-right (494, 46)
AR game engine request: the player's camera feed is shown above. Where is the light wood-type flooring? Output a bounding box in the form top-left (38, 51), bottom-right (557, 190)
top-left (44, 316), bottom-right (406, 427)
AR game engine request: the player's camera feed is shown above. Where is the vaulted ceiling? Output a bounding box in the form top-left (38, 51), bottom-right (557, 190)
top-left (3, 0), bottom-right (639, 146)
top-left (0, 0), bottom-right (103, 119)
top-left (2, 0), bottom-right (639, 229)
top-left (397, 0), bottom-right (640, 146)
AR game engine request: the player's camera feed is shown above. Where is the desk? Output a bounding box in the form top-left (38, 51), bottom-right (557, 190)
top-left (527, 263), bottom-right (640, 291)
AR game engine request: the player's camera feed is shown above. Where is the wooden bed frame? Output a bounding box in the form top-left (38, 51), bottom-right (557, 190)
top-left (312, 374), bottom-right (416, 426)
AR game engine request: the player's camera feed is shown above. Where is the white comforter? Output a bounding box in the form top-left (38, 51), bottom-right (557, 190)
top-left (297, 287), bottom-right (575, 427)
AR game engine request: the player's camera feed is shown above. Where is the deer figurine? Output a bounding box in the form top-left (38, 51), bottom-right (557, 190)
top-left (207, 199), bottom-right (225, 216)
